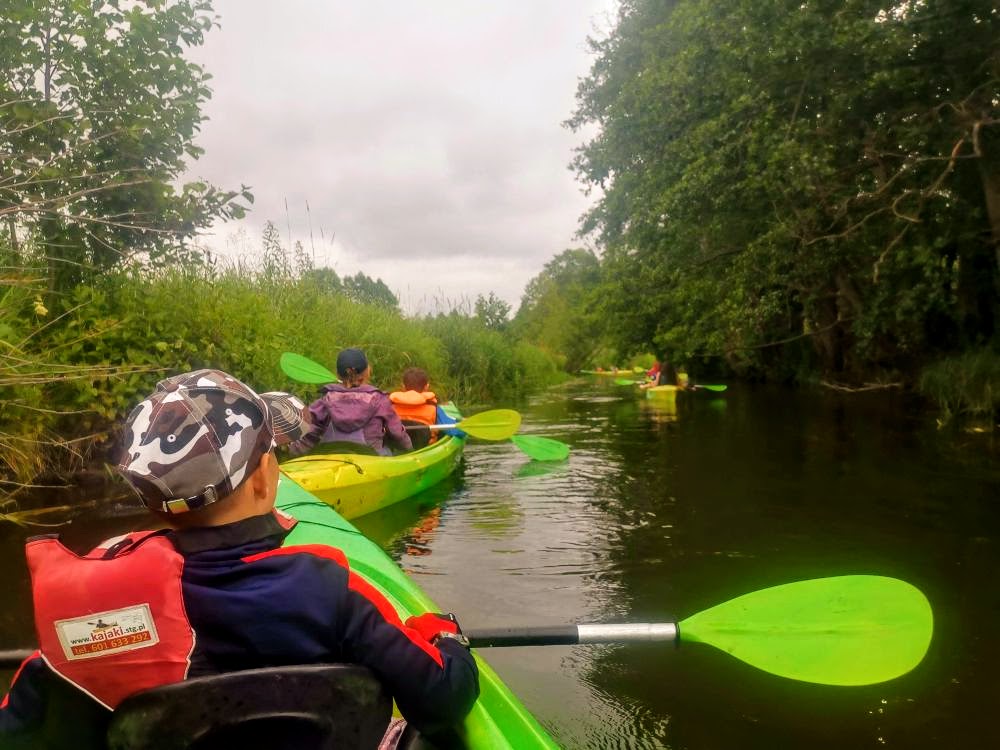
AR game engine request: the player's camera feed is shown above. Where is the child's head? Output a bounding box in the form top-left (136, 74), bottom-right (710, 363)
top-left (402, 367), bottom-right (429, 392)
top-left (336, 348), bottom-right (370, 386)
top-left (117, 369), bottom-right (309, 523)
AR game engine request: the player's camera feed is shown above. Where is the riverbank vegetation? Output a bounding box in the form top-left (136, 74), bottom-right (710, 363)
top-left (514, 0), bottom-right (1000, 412)
top-left (3, 1), bottom-right (998, 494)
top-left (1, 232), bottom-right (561, 493)
top-left (0, 2), bottom-right (558, 496)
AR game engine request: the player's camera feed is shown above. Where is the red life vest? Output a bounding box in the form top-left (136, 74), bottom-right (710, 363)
top-left (389, 390), bottom-right (438, 428)
top-left (26, 530), bottom-right (195, 710)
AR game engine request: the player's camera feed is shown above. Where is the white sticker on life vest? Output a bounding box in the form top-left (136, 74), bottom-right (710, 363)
top-left (54, 604), bottom-right (160, 660)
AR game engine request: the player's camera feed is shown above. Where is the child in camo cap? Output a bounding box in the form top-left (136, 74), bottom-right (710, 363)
top-left (1, 369), bottom-right (478, 750)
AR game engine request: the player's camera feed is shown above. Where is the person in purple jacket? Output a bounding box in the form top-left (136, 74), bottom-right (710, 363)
top-left (292, 348), bottom-right (413, 456)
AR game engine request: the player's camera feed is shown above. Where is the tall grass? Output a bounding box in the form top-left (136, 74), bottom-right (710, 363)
top-left (918, 349), bottom-right (1000, 421)
top-left (1, 254), bottom-right (561, 493)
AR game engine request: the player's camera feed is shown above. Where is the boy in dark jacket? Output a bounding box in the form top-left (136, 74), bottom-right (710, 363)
top-left (0, 369), bottom-right (478, 749)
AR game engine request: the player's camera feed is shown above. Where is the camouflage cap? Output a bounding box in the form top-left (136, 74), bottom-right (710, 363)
top-left (117, 370), bottom-right (310, 514)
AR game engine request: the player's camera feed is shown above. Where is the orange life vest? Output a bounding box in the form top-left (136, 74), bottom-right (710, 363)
top-left (389, 390), bottom-right (438, 427)
top-left (26, 530), bottom-right (195, 710)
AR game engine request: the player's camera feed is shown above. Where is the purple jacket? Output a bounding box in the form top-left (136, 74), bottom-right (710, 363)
top-left (293, 384), bottom-right (412, 456)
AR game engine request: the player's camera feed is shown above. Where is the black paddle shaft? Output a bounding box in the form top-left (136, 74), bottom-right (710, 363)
top-left (0, 649), bottom-right (33, 670)
top-left (465, 626), bottom-right (580, 648)
top-left (465, 623), bottom-right (680, 648)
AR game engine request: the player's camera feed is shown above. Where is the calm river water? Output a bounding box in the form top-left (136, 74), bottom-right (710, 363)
top-left (2, 381), bottom-right (999, 748)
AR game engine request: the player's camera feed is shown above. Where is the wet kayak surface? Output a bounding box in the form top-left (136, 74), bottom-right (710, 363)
top-left (3, 381), bottom-right (1000, 748)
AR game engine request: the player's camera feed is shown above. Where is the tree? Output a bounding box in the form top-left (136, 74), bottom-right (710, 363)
top-left (514, 248), bottom-right (603, 370)
top-left (569, 0), bottom-right (1000, 380)
top-left (474, 292), bottom-right (511, 331)
top-left (342, 272), bottom-right (399, 310)
top-left (0, 0), bottom-right (251, 289)
top-left (303, 266), bottom-right (342, 294)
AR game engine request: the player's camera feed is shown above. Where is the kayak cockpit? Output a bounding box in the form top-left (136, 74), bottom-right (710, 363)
top-left (107, 664), bottom-right (396, 749)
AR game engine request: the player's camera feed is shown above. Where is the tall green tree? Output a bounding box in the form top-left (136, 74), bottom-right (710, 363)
top-left (570, 0), bottom-right (1000, 379)
top-left (474, 292), bottom-right (512, 332)
top-left (342, 272), bottom-right (399, 310)
top-left (0, 0), bottom-right (250, 289)
top-left (514, 248), bottom-right (603, 370)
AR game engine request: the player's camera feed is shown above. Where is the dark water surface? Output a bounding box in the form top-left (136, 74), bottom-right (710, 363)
top-left (3, 382), bottom-right (999, 748)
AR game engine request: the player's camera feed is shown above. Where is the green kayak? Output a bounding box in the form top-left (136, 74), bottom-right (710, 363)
top-left (280, 435), bottom-right (465, 520)
top-left (276, 477), bottom-right (560, 749)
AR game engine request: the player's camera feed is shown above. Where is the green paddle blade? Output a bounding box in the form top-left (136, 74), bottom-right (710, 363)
top-left (614, 378), bottom-right (638, 386)
top-left (510, 434), bottom-right (570, 462)
top-left (697, 384), bottom-right (727, 392)
top-left (280, 352), bottom-right (338, 384)
top-left (457, 409), bottom-right (522, 440)
top-left (679, 575), bottom-right (932, 686)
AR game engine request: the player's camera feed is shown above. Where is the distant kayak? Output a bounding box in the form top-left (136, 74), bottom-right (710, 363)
top-left (580, 369), bottom-right (635, 376)
top-left (645, 385), bottom-right (678, 398)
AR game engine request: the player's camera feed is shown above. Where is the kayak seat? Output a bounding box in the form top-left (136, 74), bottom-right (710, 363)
top-left (401, 420), bottom-right (431, 450)
top-left (312, 440), bottom-right (379, 457)
top-left (106, 664), bottom-right (391, 750)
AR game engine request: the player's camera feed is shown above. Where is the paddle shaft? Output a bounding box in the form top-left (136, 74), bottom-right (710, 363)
top-left (0, 625), bottom-right (679, 668)
top-left (466, 623), bottom-right (678, 648)
top-left (1, 649), bottom-right (32, 669)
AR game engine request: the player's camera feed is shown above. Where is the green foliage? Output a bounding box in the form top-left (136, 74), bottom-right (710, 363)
top-left (568, 0), bottom-right (1000, 381)
top-left (418, 312), bottom-right (560, 404)
top-left (513, 248), bottom-right (605, 371)
top-left (474, 292), bottom-right (512, 332)
top-left (0, 0), bottom-right (250, 289)
top-left (919, 349), bottom-right (1000, 420)
top-left (341, 272), bottom-right (399, 310)
top-left (0, 229), bottom-right (560, 490)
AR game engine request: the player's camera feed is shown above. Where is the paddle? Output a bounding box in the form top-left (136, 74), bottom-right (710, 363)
top-left (510, 435), bottom-right (569, 462)
top-left (0, 576), bottom-right (932, 684)
top-left (401, 421), bottom-right (570, 461)
top-left (280, 352), bottom-right (338, 384)
top-left (403, 409), bottom-right (522, 441)
top-left (614, 378), bottom-right (639, 386)
top-left (278, 354), bottom-right (571, 460)
top-left (465, 575), bottom-right (933, 686)
top-left (693, 384), bottom-right (727, 392)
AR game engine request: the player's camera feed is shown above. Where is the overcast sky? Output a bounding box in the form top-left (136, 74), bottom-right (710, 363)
top-left (184, 1), bottom-right (617, 314)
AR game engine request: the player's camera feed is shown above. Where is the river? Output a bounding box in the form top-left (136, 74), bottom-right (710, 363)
top-left (2, 381), bottom-right (999, 748)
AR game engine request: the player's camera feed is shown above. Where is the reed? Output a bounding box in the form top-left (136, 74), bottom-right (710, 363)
top-left (1, 254), bottom-right (560, 494)
top-left (918, 349), bottom-right (1000, 422)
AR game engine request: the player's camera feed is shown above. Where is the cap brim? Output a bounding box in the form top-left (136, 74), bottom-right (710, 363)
top-left (259, 392), bottom-right (311, 445)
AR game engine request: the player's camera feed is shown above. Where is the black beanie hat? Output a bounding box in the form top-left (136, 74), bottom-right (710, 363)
top-left (336, 348), bottom-right (369, 378)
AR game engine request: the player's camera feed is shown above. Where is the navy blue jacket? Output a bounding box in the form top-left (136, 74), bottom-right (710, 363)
top-left (0, 513), bottom-right (478, 748)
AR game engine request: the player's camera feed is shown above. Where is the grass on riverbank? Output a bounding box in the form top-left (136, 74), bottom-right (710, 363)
top-left (919, 349), bottom-right (1000, 423)
top-left (1, 259), bottom-right (560, 495)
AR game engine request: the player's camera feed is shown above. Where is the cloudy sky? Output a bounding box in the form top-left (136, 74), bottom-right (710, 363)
top-left (184, 1), bottom-right (617, 314)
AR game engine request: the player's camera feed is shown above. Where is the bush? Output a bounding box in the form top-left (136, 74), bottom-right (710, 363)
top-left (918, 349), bottom-right (1000, 421)
top-left (1, 257), bottom-right (561, 491)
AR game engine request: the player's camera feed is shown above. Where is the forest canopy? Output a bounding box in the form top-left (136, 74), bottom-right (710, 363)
top-left (518, 0), bottom-right (1000, 382)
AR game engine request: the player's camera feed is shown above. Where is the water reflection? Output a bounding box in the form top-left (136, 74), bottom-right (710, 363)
top-left (3, 383), bottom-right (1000, 748)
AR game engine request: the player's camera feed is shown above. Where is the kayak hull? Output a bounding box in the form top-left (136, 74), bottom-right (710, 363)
top-left (276, 479), bottom-right (559, 750)
top-left (280, 436), bottom-right (465, 520)
top-left (645, 385), bottom-right (678, 403)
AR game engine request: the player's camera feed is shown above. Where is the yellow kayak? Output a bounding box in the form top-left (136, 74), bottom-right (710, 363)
top-left (280, 435), bottom-right (465, 520)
